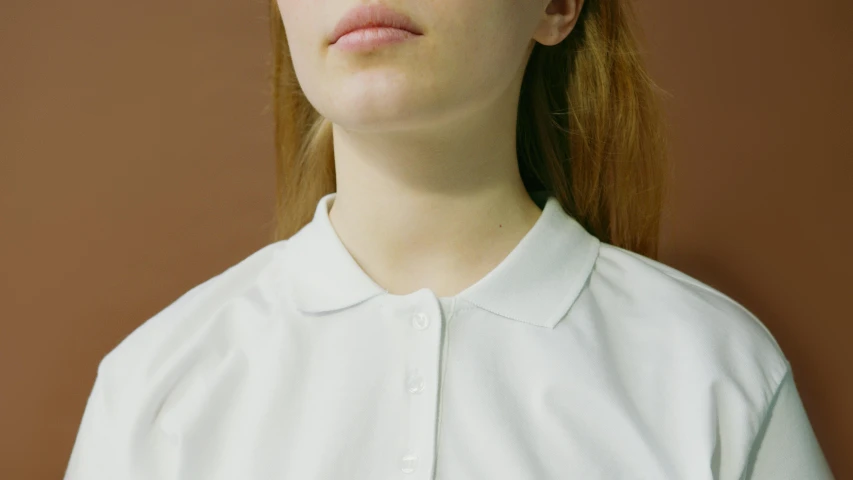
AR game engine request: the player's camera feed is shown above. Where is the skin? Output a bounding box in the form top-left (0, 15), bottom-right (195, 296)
top-left (277, 0), bottom-right (584, 297)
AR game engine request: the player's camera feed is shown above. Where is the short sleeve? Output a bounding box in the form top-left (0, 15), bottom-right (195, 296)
top-left (744, 368), bottom-right (835, 479)
top-left (64, 368), bottom-right (118, 479)
top-left (64, 356), bottom-right (178, 480)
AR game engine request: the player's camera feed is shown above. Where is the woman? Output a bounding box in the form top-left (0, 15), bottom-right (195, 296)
top-left (65, 0), bottom-right (835, 478)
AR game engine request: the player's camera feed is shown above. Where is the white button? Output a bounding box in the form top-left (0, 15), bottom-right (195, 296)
top-left (406, 372), bottom-right (425, 394)
top-left (400, 453), bottom-right (418, 473)
top-left (411, 312), bottom-right (430, 330)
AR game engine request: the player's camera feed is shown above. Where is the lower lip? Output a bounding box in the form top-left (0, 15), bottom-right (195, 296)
top-left (332, 27), bottom-right (419, 52)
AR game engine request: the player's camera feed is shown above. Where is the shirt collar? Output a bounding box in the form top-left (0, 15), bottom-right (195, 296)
top-left (282, 191), bottom-right (600, 329)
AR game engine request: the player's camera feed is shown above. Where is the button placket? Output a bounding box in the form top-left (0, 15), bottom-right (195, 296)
top-left (400, 300), bottom-right (442, 476)
top-left (407, 313), bottom-right (429, 398)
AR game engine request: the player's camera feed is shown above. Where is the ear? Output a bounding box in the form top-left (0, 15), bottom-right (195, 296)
top-left (531, 0), bottom-right (585, 47)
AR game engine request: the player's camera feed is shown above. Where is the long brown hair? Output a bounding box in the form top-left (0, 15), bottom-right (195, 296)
top-left (266, 0), bottom-right (673, 259)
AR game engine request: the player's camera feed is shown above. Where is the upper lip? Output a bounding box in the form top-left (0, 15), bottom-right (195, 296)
top-left (329, 3), bottom-right (423, 45)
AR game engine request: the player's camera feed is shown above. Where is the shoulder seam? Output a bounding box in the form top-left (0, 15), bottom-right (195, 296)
top-left (739, 361), bottom-right (793, 479)
top-left (604, 245), bottom-right (787, 360)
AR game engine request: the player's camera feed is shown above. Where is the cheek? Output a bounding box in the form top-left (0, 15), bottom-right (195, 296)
top-left (276, 3), bottom-right (325, 96)
top-left (432, 1), bottom-right (533, 82)
top-left (437, 28), bottom-right (530, 100)
top-left (277, 0), bottom-right (323, 56)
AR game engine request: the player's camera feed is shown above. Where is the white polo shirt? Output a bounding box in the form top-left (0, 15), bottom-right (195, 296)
top-left (64, 192), bottom-right (834, 479)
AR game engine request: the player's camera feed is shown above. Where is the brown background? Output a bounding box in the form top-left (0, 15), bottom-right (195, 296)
top-left (1, 0), bottom-right (850, 478)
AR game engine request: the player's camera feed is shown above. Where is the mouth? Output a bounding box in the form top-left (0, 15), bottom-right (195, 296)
top-left (331, 27), bottom-right (421, 51)
top-left (329, 3), bottom-right (423, 46)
